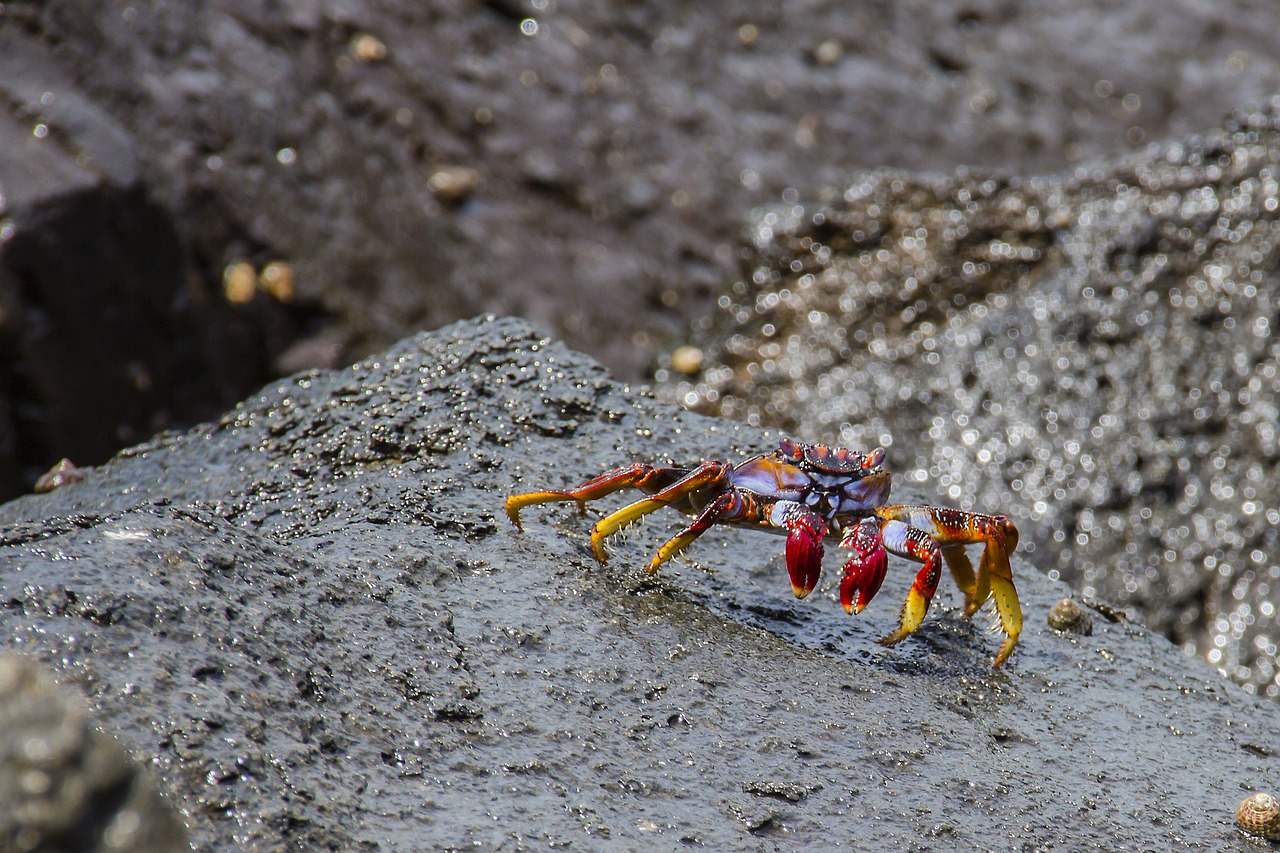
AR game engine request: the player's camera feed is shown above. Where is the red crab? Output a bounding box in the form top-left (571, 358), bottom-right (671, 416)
top-left (505, 437), bottom-right (1023, 666)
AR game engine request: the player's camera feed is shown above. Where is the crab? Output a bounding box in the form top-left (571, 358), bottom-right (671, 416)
top-left (505, 437), bottom-right (1023, 667)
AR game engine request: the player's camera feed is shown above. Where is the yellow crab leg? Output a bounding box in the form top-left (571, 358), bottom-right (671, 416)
top-left (643, 490), bottom-right (745, 574)
top-left (873, 520), bottom-right (943, 648)
top-left (875, 505), bottom-right (1022, 667)
top-left (588, 461), bottom-right (731, 564)
top-left (941, 545), bottom-right (986, 616)
top-left (981, 520), bottom-right (1022, 667)
top-left (506, 462), bottom-right (689, 530)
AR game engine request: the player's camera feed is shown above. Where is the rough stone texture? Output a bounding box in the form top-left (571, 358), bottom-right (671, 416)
top-left (664, 101), bottom-right (1280, 699)
top-left (7, 0), bottom-right (1280, 497)
top-left (0, 653), bottom-right (189, 853)
top-left (1, 315), bottom-right (1277, 850)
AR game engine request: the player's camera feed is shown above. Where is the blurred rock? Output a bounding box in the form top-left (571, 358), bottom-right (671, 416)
top-left (0, 654), bottom-right (189, 853)
top-left (0, 25), bottom-right (276, 499)
top-left (8, 0), bottom-right (1280, 498)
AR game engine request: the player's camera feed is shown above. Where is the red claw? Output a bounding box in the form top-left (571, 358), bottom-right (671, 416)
top-left (839, 519), bottom-right (888, 613)
top-left (784, 511), bottom-right (827, 599)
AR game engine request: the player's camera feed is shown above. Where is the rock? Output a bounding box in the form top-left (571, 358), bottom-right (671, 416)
top-left (9, 0), bottom-right (1280, 499)
top-left (664, 99), bottom-right (1280, 698)
top-left (0, 315), bottom-right (1275, 849)
top-left (0, 23), bottom-right (271, 499)
top-left (0, 653), bottom-right (189, 853)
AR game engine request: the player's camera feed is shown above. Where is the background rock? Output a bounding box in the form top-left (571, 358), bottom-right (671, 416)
top-left (662, 101), bottom-right (1280, 698)
top-left (6, 0), bottom-right (1280, 495)
top-left (0, 315), bottom-right (1277, 850)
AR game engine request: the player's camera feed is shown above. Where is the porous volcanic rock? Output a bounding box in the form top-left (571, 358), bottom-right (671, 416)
top-left (0, 315), bottom-right (1276, 850)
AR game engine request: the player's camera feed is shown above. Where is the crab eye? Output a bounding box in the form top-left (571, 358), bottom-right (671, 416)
top-left (779, 437), bottom-right (800, 458)
top-left (866, 447), bottom-right (886, 468)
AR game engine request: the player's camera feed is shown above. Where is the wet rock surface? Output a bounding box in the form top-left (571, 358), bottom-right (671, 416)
top-left (665, 100), bottom-right (1280, 699)
top-left (1, 315), bottom-right (1278, 850)
top-left (8, 0), bottom-right (1280, 498)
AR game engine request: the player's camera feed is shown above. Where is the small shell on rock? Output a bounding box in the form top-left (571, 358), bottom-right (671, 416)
top-left (223, 261), bottom-right (257, 304)
top-left (428, 165), bottom-right (481, 203)
top-left (34, 458), bottom-right (83, 494)
top-left (351, 33), bottom-right (388, 63)
top-left (1236, 792), bottom-right (1280, 841)
top-left (259, 261), bottom-right (295, 303)
top-left (1046, 598), bottom-right (1093, 635)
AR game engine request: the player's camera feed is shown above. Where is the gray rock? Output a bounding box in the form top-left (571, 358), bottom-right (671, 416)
top-left (665, 99), bottom-right (1280, 699)
top-left (0, 22), bottom-right (266, 497)
top-left (0, 315), bottom-right (1275, 849)
top-left (0, 653), bottom-right (189, 853)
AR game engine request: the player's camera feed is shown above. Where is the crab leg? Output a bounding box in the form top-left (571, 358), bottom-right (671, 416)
top-left (978, 517), bottom-right (1021, 667)
top-left (873, 520), bottom-right (944, 650)
top-left (588, 462), bottom-right (732, 563)
top-left (875, 505), bottom-right (1022, 667)
top-left (505, 462), bottom-right (693, 530)
top-left (643, 488), bottom-right (752, 574)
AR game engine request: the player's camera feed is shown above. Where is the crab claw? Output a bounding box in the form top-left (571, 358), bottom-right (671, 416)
top-left (839, 518), bottom-right (888, 613)
top-left (780, 505), bottom-right (827, 599)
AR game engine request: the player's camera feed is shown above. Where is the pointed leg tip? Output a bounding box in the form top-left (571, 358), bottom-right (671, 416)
top-left (991, 635), bottom-right (1019, 668)
top-left (791, 584), bottom-right (814, 600)
top-left (876, 629), bottom-right (908, 647)
top-left (843, 601), bottom-right (857, 615)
